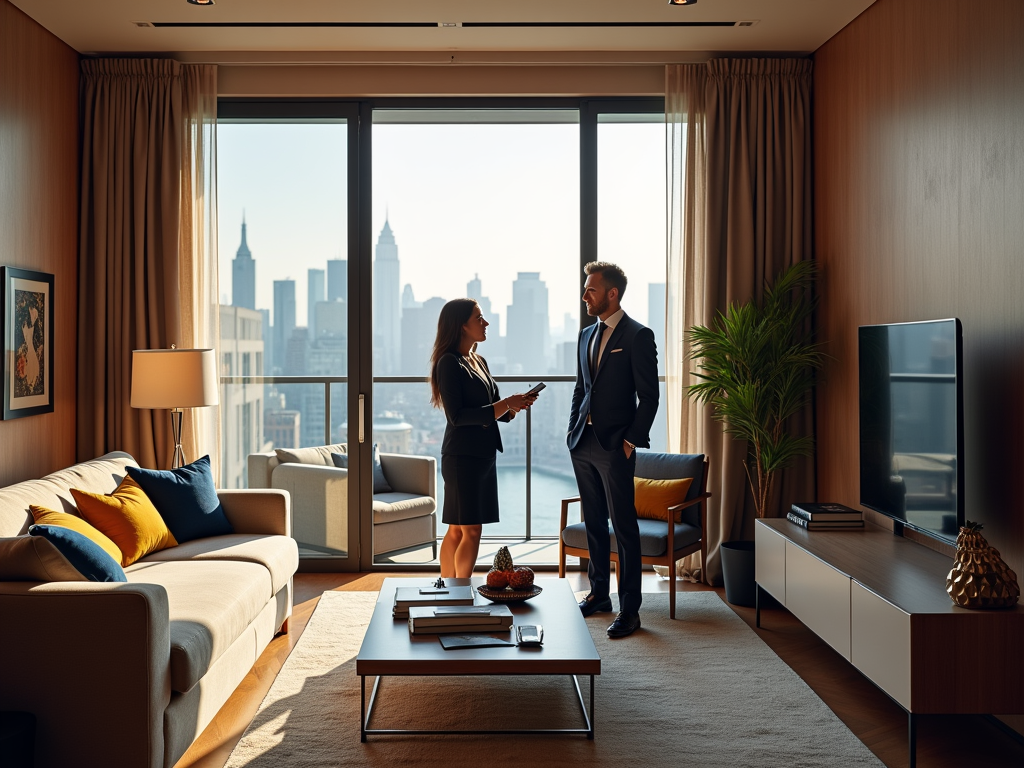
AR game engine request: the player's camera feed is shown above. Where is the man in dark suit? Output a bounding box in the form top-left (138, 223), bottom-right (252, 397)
top-left (567, 262), bottom-right (659, 638)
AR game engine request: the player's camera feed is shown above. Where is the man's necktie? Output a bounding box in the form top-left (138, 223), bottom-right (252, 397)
top-left (590, 321), bottom-right (607, 377)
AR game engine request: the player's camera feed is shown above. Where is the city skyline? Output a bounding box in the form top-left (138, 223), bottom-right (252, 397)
top-left (217, 120), bottom-right (666, 332)
top-left (231, 215), bottom-right (667, 377)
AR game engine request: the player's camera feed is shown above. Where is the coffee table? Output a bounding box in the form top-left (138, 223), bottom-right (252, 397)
top-left (356, 577), bottom-right (601, 740)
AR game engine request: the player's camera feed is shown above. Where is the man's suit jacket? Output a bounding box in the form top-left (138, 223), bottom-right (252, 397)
top-left (436, 352), bottom-right (513, 456)
top-left (567, 312), bottom-right (659, 451)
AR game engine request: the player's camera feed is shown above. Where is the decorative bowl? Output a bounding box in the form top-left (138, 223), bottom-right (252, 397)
top-left (476, 584), bottom-right (543, 603)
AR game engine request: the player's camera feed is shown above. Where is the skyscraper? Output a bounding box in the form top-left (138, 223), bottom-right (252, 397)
top-left (401, 296), bottom-right (445, 375)
top-left (272, 280), bottom-right (296, 372)
top-left (506, 272), bottom-right (549, 374)
top-left (232, 215), bottom-right (256, 310)
top-left (307, 268), bottom-right (325, 335)
top-left (648, 282), bottom-right (666, 375)
top-left (373, 218), bottom-right (401, 374)
top-left (466, 274), bottom-right (499, 342)
top-left (327, 258), bottom-right (347, 302)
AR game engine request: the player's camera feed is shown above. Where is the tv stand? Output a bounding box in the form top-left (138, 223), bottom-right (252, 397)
top-left (755, 518), bottom-right (1024, 768)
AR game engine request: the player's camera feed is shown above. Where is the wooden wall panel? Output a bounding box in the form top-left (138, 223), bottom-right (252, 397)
top-left (813, 0), bottom-right (1024, 582)
top-left (0, 0), bottom-right (79, 485)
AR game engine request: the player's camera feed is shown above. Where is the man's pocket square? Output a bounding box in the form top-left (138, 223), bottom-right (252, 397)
top-left (610, 348), bottom-right (623, 353)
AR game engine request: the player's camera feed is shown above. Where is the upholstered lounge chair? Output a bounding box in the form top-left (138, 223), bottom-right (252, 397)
top-left (248, 444), bottom-right (437, 559)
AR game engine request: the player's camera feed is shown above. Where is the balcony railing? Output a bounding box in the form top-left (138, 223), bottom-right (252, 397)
top-left (220, 374), bottom-right (668, 545)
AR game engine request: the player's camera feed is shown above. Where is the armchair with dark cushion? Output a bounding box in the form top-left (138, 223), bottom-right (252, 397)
top-left (558, 452), bottom-right (710, 619)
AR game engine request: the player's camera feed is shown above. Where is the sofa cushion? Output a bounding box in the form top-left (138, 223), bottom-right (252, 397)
top-left (124, 559), bottom-right (272, 693)
top-left (29, 504), bottom-right (123, 564)
top-left (138, 533), bottom-right (298, 596)
top-left (275, 443), bottom-right (346, 466)
top-left (72, 476), bottom-right (178, 566)
top-left (126, 456), bottom-right (233, 543)
top-left (561, 519), bottom-right (702, 558)
top-left (0, 535), bottom-right (88, 582)
top-left (372, 493), bottom-right (437, 525)
top-left (0, 451), bottom-right (137, 538)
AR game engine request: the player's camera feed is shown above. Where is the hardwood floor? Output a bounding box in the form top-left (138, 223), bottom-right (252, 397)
top-left (173, 571), bottom-right (1023, 768)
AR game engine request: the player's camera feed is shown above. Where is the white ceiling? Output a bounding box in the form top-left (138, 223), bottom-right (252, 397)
top-left (11, 0), bottom-right (875, 61)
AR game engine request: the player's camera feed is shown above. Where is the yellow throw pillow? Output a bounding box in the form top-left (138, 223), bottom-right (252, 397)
top-left (71, 477), bottom-right (178, 566)
top-left (29, 505), bottom-right (124, 565)
top-left (634, 477), bottom-right (694, 524)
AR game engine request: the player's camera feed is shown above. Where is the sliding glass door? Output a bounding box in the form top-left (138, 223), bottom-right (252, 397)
top-left (218, 101), bottom-right (362, 570)
top-left (216, 98), bottom-right (666, 571)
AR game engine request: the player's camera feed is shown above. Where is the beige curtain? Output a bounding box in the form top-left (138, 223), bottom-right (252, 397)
top-left (665, 64), bottom-right (709, 582)
top-left (78, 59), bottom-right (220, 473)
top-left (666, 58), bottom-right (814, 586)
top-left (178, 65), bottom-right (221, 480)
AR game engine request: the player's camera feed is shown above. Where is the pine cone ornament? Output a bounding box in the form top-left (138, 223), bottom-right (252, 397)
top-left (492, 546), bottom-right (514, 573)
top-left (946, 522), bottom-right (1020, 608)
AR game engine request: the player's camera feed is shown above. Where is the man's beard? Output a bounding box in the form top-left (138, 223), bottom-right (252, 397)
top-left (588, 296), bottom-right (610, 316)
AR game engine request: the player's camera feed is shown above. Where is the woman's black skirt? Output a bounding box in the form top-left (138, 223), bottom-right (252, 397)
top-left (441, 453), bottom-right (499, 525)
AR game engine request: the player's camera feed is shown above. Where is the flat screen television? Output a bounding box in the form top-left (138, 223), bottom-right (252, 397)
top-left (859, 318), bottom-right (964, 543)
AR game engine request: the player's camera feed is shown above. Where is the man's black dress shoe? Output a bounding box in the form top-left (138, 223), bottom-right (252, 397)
top-left (606, 611), bottom-right (641, 638)
top-left (578, 594), bottom-right (613, 617)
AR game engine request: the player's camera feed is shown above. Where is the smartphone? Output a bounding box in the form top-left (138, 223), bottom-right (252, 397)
top-left (516, 624), bottom-right (544, 646)
top-left (524, 382), bottom-right (546, 396)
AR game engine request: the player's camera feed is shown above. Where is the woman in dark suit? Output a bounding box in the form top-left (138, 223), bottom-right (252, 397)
top-left (429, 299), bottom-right (538, 578)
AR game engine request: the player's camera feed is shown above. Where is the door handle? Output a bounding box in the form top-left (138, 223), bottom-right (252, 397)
top-left (358, 393), bottom-right (365, 444)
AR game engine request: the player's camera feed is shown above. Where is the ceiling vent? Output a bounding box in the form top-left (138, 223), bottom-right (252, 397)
top-left (735, 20), bottom-right (759, 27)
top-left (133, 21), bottom-right (154, 28)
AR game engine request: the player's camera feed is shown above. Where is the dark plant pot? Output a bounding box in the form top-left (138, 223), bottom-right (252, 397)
top-left (721, 540), bottom-right (757, 607)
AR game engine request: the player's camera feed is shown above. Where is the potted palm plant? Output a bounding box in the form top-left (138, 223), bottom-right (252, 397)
top-left (687, 260), bottom-right (825, 605)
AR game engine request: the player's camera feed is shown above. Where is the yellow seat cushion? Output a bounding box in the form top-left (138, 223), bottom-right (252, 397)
top-left (71, 477), bottom-right (178, 566)
top-left (29, 505), bottom-right (124, 564)
top-left (634, 477), bottom-right (694, 524)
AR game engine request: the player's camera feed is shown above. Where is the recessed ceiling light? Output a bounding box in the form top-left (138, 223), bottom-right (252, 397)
top-left (186, 0), bottom-right (215, 6)
top-left (667, 0), bottom-right (697, 5)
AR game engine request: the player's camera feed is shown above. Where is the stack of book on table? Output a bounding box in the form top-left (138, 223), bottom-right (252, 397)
top-left (788, 502), bottom-right (864, 530)
top-left (392, 585), bottom-right (475, 618)
top-left (408, 604), bottom-right (515, 635)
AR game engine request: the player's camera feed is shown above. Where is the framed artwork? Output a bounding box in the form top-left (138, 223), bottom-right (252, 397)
top-left (2, 267), bottom-right (54, 419)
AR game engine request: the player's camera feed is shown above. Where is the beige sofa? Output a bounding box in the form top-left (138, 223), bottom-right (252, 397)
top-left (0, 451), bottom-right (298, 768)
top-left (248, 444), bottom-right (436, 558)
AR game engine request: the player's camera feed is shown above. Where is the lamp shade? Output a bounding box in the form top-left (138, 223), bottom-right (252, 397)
top-left (131, 349), bottom-right (220, 409)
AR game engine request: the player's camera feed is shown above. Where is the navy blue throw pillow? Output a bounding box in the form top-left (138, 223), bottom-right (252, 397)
top-left (126, 455), bottom-right (233, 543)
top-left (28, 525), bottom-right (127, 582)
top-left (330, 452), bottom-right (348, 469)
top-left (371, 443), bottom-right (392, 494)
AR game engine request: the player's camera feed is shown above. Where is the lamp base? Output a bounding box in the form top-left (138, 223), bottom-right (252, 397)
top-left (170, 409), bottom-right (186, 470)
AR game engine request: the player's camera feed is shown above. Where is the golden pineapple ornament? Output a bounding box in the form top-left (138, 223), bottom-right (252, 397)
top-left (946, 522), bottom-right (1020, 609)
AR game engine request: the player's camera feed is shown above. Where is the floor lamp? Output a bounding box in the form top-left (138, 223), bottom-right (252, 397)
top-left (131, 347), bottom-right (219, 469)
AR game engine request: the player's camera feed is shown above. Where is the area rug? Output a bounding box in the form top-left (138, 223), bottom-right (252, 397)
top-left (225, 590), bottom-right (884, 768)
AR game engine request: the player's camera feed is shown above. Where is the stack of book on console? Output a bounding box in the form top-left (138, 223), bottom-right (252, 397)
top-left (408, 604), bottom-right (514, 635)
top-left (788, 502), bottom-right (865, 530)
top-left (392, 585), bottom-right (475, 618)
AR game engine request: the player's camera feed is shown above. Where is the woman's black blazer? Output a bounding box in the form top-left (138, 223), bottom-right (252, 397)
top-left (436, 352), bottom-right (513, 456)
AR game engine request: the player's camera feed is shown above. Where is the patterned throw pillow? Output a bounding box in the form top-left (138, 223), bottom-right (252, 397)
top-left (634, 477), bottom-right (694, 524)
top-left (72, 476), bottom-right (178, 566)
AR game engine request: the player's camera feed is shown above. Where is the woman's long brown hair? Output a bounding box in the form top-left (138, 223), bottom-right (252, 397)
top-left (429, 298), bottom-right (478, 408)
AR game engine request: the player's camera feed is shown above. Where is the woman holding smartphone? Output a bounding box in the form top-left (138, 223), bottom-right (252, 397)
top-left (429, 299), bottom-right (539, 578)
